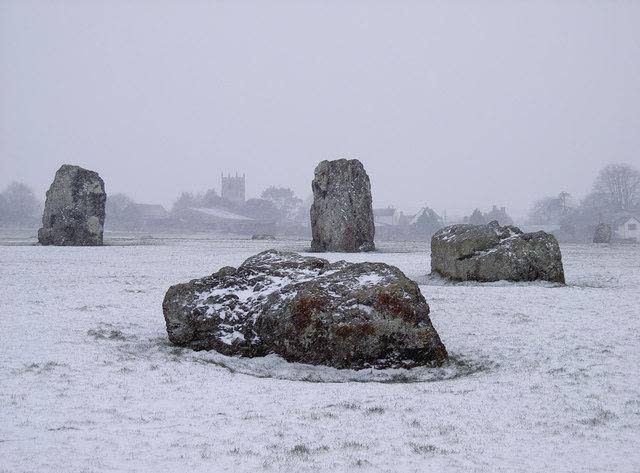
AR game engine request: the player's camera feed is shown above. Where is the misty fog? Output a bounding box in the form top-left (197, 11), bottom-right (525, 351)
top-left (2, 1), bottom-right (639, 222)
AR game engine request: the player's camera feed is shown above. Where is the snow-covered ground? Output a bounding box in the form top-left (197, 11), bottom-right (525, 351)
top-left (1, 234), bottom-right (639, 472)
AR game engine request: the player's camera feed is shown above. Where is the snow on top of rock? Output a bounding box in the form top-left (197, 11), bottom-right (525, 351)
top-left (356, 273), bottom-right (385, 286)
top-left (165, 249), bottom-right (441, 359)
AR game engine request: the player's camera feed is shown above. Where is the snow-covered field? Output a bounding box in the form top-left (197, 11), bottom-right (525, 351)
top-left (1, 234), bottom-right (639, 472)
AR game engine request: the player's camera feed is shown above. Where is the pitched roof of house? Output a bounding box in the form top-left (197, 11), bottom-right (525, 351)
top-left (410, 207), bottom-right (440, 225)
top-left (374, 207), bottom-right (397, 217)
top-left (612, 214), bottom-right (640, 227)
top-left (186, 207), bottom-right (254, 222)
top-left (134, 203), bottom-right (168, 219)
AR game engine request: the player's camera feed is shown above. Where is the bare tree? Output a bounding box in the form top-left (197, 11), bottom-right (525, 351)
top-left (0, 181), bottom-right (41, 227)
top-left (528, 192), bottom-right (572, 225)
top-left (592, 163), bottom-right (640, 211)
top-left (467, 209), bottom-right (486, 225)
top-left (105, 193), bottom-right (141, 230)
top-left (260, 186), bottom-right (303, 223)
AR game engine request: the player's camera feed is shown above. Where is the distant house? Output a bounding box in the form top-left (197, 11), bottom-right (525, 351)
top-left (374, 207), bottom-right (400, 226)
top-left (613, 215), bottom-right (640, 242)
top-left (463, 205), bottom-right (513, 226)
top-left (484, 205), bottom-right (513, 226)
top-left (397, 212), bottom-right (416, 226)
top-left (175, 207), bottom-right (274, 234)
top-left (134, 204), bottom-right (169, 226)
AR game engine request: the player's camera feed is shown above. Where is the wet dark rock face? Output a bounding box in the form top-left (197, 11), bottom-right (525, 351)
top-left (431, 221), bottom-right (565, 283)
top-left (163, 250), bottom-right (447, 369)
top-left (310, 159), bottom-right (375, 252)
top-left (38, 164), bottom-right (106, 246)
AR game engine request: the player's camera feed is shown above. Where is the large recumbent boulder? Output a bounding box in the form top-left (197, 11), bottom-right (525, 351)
top-left (38, 164), bottom-right (106, 246)
top-left (163, 250), bottom-right (447, 369)
top-left (310, 158), bottom-right (375, 252)
top-left (431, 221), bottom-right (565, 283)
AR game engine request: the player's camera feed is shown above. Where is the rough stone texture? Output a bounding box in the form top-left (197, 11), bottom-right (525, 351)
top-left (38, 165), bottom-right (106, 246)
top-left (431, 221), bottom-right (565, 283)
top-left (593, 223), bottom-right (612, 243)
top-left (163, 250), bottom-right (447, 369)
top-left (310, 159), bottom-right (375, 252)
top-left (251, 234), bottom-right (276, 241)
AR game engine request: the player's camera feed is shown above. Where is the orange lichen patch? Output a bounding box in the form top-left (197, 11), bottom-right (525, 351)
top-left (291, 296), bottom-right (327, 330)
top-left (374, 292), bottom-right (423, 323)
top-left (334, 323), bottom-right (376, 339)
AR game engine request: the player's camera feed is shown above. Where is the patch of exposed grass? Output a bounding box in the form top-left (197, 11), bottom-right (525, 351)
top-left (579, 408), bottom-right (618, 426)
top-left (336, 401), bottom-right (361, 410)
top-left (87, 328), bottom-right (128, 341)
top-left (409, 442), bottom-right (439, 455)
top-left (290, 444), bottom-right (311, 456)
top-left (12, 361), bottom-right (66, 375)
top-left (342, 441), bottom-right (368, 450)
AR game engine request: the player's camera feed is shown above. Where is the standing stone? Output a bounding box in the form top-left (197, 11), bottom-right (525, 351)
top-left (38, 165), bottom-right (106, 246)
top-left (593, 223), bottom-right (612, 243)
top-left (310, 159), bottom-right (375, 252)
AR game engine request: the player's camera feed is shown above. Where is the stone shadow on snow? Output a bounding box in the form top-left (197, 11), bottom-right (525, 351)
top-left (151, 339), bottom-right (495, 384)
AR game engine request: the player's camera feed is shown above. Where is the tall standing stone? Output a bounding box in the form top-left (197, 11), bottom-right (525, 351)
top-left (38, 164), bottom-right (106, 246)
top-left (593, 223), bottom-right (612, 243)
top-left (310, 159), bottom-right (375, 252)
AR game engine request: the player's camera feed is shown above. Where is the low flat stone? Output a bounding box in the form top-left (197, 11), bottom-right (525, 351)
top-left (431, 221), bottom-right (565, 283)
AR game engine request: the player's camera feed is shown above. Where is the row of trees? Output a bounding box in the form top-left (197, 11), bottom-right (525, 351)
top-left (464, 207), bottom-right (514, 226)
top-left (375, 207), bottom-right (445, 241)
top-left (103, 185), bottom-right (313, 233)
top-left (528, 163), bottom-right (640, 241)
top-left (0, 182), bottom-right (41, 228)
top-left (170, 186), bottom-right (309, 226)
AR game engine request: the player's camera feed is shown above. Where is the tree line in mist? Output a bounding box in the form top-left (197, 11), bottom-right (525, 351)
top-left (526, 163), bottom-right (640, 241)
top-left (106, 185), bottom-right (311, 235)
top-left (1, 162), bottom-right (638, 242)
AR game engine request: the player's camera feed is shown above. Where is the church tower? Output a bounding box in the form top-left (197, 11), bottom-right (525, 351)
top-left (221, 173), bottom-right (246, 205)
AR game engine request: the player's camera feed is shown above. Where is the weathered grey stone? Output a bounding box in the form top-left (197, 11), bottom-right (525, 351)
top-left (251, 234), bottom-right (276, 241)
top-left (310, 159), bottom-right (375, 252)
top-left (38, 164), bottom-right (106, 246)
top-left (593, 223), bottom-right (612, 243)
top-left (163, 250), bottom-right (447, 369)
top-left (431, 221), bottom-right (565, 283)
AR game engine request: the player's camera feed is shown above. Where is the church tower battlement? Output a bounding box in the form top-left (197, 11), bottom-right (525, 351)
top-left (221, 173), bottom-right (245, 205)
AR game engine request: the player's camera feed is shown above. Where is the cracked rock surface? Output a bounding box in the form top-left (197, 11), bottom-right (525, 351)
top-left (431, 221), bottom-right (565, 283)
top-left (310, 158), bottom-right (375, 252)
top-left (38, 164), bottom-right (106, 246)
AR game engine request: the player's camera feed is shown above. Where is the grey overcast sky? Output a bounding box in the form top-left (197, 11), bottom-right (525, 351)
top-left (1, 0), bottom-right (639, 219)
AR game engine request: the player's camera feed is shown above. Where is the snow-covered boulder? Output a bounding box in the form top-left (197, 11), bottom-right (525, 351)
top-left (310, 159), bottom-right (375, 252)
top-left (38, 164), bottom-right (106, 246)
top-left (431, 221), bottom-right (565, 283)
top-left (593, 223), bottom-right (612, 243)
top-left (163, 250), bottom-right (447, 369)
